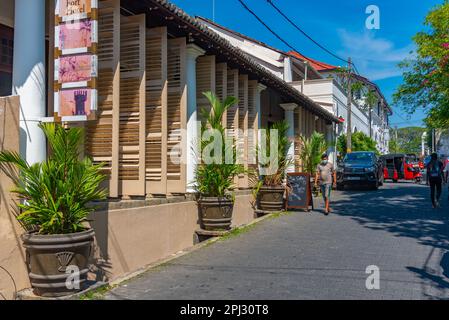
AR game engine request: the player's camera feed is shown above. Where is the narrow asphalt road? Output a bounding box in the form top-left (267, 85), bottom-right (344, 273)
top-left (105, 182), bottom-right (449, 300)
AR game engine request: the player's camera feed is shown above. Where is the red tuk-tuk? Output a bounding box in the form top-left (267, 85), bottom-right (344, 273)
top-left (381, 154), bottom-right (422, 183)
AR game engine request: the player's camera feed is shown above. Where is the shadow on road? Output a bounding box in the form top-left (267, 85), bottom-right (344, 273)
top-left (333, 183), bottom-right (449, 299)
top-left (333, 183), bottom-right (449, 249)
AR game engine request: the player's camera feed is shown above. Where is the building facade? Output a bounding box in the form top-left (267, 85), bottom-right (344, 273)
top-left (199, 17), bottom-right (392, 155)
top-left (0, 0), bottom-right (341, 298)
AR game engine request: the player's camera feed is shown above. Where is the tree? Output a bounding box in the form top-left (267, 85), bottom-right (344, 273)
top-left (389, 139), bottom-right (401, 154)
top-left (393, 1), bottom-right (449, 129)
top-left (337, 132), bottom-right (379, 157)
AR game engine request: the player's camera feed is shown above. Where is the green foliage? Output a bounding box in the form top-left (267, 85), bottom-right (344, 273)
top-left (194, 92), bottom-right (245, 198)
top-left (0, 123), bottom-right (107, 235)
top-left (365, 89), bottom-right (378, 111)
top-left (299, 131), bottom-right (328, 174)
top-left (337, 132), bottom-right (379, 157)
top-left (389, 126), bottom-right (427, 154)
top-left (389, 139), bottom-right (401, 154)
top-left (260, 120), bottom-right (293, 186)
top-left (393, 1), bottom-right (449, 128)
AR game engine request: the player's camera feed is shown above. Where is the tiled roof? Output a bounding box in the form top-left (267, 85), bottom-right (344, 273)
top-left (288, 51), bottom-right (338, 71)
top-left (137, 0), bottom-right (340, 123)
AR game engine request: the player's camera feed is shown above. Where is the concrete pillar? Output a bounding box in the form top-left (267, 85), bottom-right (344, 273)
top-left (283, 56), bottom-right (293, 83)
top-left (185, 44), bottom-right (205, 193)
top-left (12, 0), bottom-right (46, 165)
top-left (256, 84), bottom-right (267, 132)
top-left (326, 123), bottom-right (336, 167)
top-left (280, 103), bottom-right (298, 172)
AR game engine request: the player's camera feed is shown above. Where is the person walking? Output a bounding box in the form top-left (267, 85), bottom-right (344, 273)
top-left (444, 159), bottom-right (449, 201)
top-left (426, 153), bottom-right (444, 209)
top-left (315, 153), bottom-right (337, 215)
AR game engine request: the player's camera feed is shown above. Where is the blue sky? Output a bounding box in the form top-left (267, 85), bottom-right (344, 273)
top-left (170, 0), bottom-right (443, 128)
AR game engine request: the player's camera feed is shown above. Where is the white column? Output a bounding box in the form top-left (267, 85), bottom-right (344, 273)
top-left (326, 123), bottom-right (336, 167)
top-left (186, 44), bottom-right (205, 193)
top-left (12, 0), bottom-right (46, 165)
top-left (283, 56), bottom-right (293, 83)
top-left (256, 84), bottom-right (266, 131)
top-left (280, 103), bottom-right (298, 172)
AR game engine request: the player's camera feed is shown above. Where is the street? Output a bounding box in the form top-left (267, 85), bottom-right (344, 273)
top-left (104, 182), bottom-right (449, 300)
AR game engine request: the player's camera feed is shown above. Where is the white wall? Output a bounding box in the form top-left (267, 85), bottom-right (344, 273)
top-left (201, 20), bottom-right (285, 79)
top-left (294, 79), bottom-right (370, 136)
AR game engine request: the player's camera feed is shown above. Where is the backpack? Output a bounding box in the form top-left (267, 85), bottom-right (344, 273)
top-left (429, 161), bottom-right (442, 180)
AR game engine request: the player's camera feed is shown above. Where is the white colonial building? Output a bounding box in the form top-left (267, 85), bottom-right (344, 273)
top-left (199, 17), bottom-right (392, 155)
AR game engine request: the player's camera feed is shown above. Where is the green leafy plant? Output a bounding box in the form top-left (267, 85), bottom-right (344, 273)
top-left (260, 120), bottom-right (293, 186)
top-left (299, 131), bottom-right (328, 174)
top-left (194, 92), bottom-right (245, 198)
top-left (0, 123), bottom-right (107, 234)
top-left (337, 132), bottom-right (379, 157)
top-left (393, 1), bottom-right (449, 129)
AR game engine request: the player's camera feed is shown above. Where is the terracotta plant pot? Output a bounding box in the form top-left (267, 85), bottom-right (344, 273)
top-left (198, 197), bottom-right (234, 231)
top-left (21, 229), bottom-right (95, 297)
top-left (257, 185), bottom-right (285, 211)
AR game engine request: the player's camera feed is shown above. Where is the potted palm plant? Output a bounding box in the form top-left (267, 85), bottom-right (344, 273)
top-left (0, 123), bottom-right (107, 297)
top-left (256, 120), bottom-right (292, 212)
top-left (299, 131), bottom-right (328, 196)
top-left (195, 92), bottom-right (244, 231)
top-left (299, 131), bottom-right (328, 175)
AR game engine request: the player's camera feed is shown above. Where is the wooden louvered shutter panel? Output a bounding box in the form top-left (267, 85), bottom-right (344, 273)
top-left (145, 27), bottom-right (168, 195)
top-left (226, 69), bottom-right (239, 188)
top-left (119, 14), bottom-right (146, 196)
top-left (226, 69), bottom-right (239, 144)
top-left (215, 63), bottom-right (227, 127)
top-left (196, 55), bottom-right (216, 125)
top-left (167, 38), bottom-right (187, 193)
top-left (238, 75), bottom-right (249, 188)
top-left (85, 0), bottom-right (120, 197)
top-left (247, 80), bottom-right (258, 171)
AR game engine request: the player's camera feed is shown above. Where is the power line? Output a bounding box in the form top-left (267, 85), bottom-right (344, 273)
top-left (265, 0), bottom-right (366, 78)
top-left (266, 0), bottom-right (348, 64)
top-left (236, 0), bottom-right (335, 72)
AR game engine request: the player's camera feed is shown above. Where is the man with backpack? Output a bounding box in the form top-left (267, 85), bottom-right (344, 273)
top-left (426, 153), bottom-right (444, 209)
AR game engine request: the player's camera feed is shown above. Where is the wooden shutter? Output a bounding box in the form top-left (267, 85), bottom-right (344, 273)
top-left (248, 80), bottom-right (258, 171)
top-left (145, 27), bottom-right (168, 195)
top-left (85, 0), bottom-right (120, 197)
top-left (215, 63), bottom-right (227, 127)
top-left (119, 14), bottom-right (146, 196)
top-left (238, 75), bottom-right (248, 188)
top-left (226, 69), bottom-right (239, 143)
top-left (196, 55), bottom-right (215, 125)
top-left (167, 38), bottom-right (187, 193)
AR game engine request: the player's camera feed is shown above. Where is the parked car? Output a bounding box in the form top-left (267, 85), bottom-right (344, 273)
top-left (336, 151), bottom-right (384, 190)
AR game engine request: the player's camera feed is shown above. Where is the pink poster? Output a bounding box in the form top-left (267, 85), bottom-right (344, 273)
top-left (59, 20), bottom-right (92, 50)
top-left (59, 89), bottom-right (92, 117)
top-left (59, 54), bottom-right (92, 83)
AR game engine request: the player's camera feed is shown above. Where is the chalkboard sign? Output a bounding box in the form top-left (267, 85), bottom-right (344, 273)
top-left (286, 173), bottom-right (313, 211)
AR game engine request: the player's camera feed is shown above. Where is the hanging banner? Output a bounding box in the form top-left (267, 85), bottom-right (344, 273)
top-left (53, 0), bottom-right (98, 122)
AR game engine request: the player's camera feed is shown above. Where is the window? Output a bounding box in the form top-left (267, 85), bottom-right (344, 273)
top-left (0, 24), bottom-right (13, 97)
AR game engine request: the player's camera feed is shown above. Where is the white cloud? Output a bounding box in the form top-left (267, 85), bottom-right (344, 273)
top-left (337, 29), bottom-right (414, 81)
